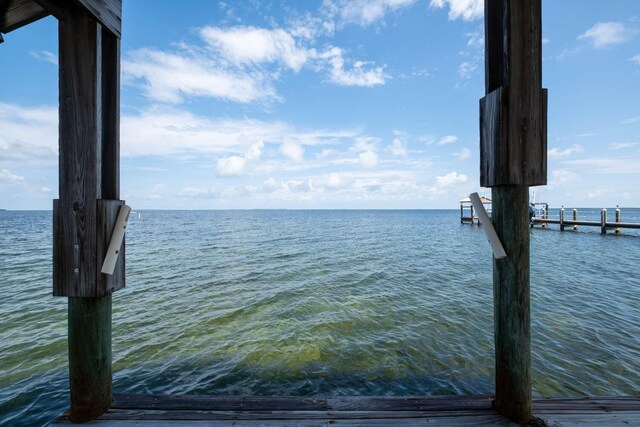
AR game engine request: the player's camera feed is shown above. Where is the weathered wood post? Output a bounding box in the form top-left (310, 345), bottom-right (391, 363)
top-left (615, 206), bottom-right (621, 235)
top-left (480, 0), bottom-right (547, 423)
top-left (0, 1), bottom-right (122, 422)
top-left (471, 204), bottom-right (475, 225)
top-left (461, 203), bottom-right (464, 224)
top-left (52, 1), bottom-right (123, 423)
top-left (560, 207), bottom-right (565, 231)
top-left (542, 206), bottom-right (547, 228)
top-left (601, 209), bottom-right (607, 235)
top-left (573, 209), bottom-right (578, 231)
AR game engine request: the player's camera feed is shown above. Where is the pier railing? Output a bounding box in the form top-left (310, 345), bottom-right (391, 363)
top-left (531, 207), bottom-right (640, 234)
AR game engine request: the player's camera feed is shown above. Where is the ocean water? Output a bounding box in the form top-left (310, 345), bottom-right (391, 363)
top-left (1, 209), bottom-right (639, 426)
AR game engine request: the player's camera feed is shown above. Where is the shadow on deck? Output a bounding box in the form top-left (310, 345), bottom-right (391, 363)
top-left (52, 394), bottom-right (640, 426)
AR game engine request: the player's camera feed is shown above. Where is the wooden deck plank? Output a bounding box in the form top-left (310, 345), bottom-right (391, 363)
top-left (54, 395), bottom-right (640, 426)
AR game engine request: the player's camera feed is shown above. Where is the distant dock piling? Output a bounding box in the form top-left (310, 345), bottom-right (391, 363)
top-left (531, 206), bottom-right (639, 235)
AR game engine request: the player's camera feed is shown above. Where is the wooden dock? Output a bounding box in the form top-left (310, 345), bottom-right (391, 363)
top-left (532, 207), bottom-right (640, 234)
top-left (52, 395), bottom-right (640, 426)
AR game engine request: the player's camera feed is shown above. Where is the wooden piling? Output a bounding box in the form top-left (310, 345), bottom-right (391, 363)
top-left (68, 297), bottom-right (112, 422)
top-left (542, 207), bottom-right (547, 228)
top-left (573, 209), bottom-right (578, 231)
top-left (57, 1), bottom-right (122, 421)
top-left (601, 209), bottom-right (607, 235)
top-left (560, 207), bottom-right (565, 231)
top-left (482, 0), bottom-right (543, 422)
top-left (615, 206), bottom-right (621, 235)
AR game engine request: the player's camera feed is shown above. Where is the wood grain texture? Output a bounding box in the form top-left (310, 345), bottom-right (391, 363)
top-left (53, 395), bottom-right (640, 426)
top-left (480, 0), bottom-right (547, 187)
top-left (73, 0), bottom-right (121, 37)
top-left (55, 5), bottom-right (101, 297)
top-left (0, 0), bottom-right (48, 33)
top-left (491, 185), bottom-right (531, 423)
top-left (68, 296), bottom-right (112, 422)
top-left (97, 199), bottom-right (125, 294)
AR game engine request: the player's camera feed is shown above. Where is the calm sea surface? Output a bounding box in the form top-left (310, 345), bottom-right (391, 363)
top-left (1, 209), bottom-right (639, 426)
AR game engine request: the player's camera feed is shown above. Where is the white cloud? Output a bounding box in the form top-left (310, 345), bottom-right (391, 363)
top-left (322, 47), bottom-right (386, 87)
top-left (123, 48), bottom-right (276, 104)
top-left (549, 144), bottom-right (583, 160)
top-left (550, 169), bottom-right (579, 187)
top-left (29, 50), bottom-right (58, 66)
top-left (429, 0), bottom-right (483, 22)
top-left (631, 55), bottom-right (640, 65)
top-left (610, 142), bottom-right (638, 150)
top-left (0, 169), bottom-right (24, 184)
top-left (318, 172), bottom-right (349, 189)
top-left (245, 141), bottom-right (264, 161)
top-left (578, 22), bottom-right (636, 48)
top-left (436, 135), bottom-right (458, 145)
top-left (563, 158), bottom-right (640, 174)
top-left (454, 148), bottom-right (471, 159)
top-left (436, 171), bottom-right (468, 188)
top-left (387, 138), bottom-right (408, 157)
top-left (217, 141), bottom-right (265, 177)
top-left (280, 140), bottom-right (305, 162)
top-left (359, 150), bottom-right (379, 168)
top-left (622, 115), bottom-right (640, 124)
top-left (199, 26), bottom-right (311, 71)
top-left (458, 61), bottom-right (478, 80)
top-left (217, 155), bottom-right (247, 177)
top-left (177, 186), bottom-right (217, 199)
top-left (40, 186), bottom-right (52, 194)
top-left (262, 177), bottom-right (280, 192)
top-left (0, 103), bottom-right (58, 161)
top-left (324, 0), bottom-right (417, 27)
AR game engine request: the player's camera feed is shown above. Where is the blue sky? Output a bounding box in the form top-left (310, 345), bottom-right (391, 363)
top-left (1, 0), bottom-right (639, 209)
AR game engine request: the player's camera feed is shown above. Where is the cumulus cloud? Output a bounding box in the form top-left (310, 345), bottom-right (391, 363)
top-left (217, 156), bottom-right (247, 177)
top-left (622, 115), bottom-right (640, 124)
top-left (321, 47), bottom-right (386, 87)
top-left (429, 0), bottom-right (483, 22)
top-left (436, 135), bottom-right (458, 145)
top-left (359, 150), bottom-right (379, 168)
top-left (436, 171), bottom-right (468, 187)
top-left (454, 148), bottom-right (471, 159)
top-left (217, 141), bottom-right (266, 177)
top-left (0, 103), bottom-right (58, 162)
top-left (280, 140), bottom-right (305, 162)
top-left (123, 48), bottom-right (276, 104)
top-left (387, 138), bottom-right (408, 157)
top-left (578, 22), bottom-right (636, 48)
top-left (199, 26), bottom-right (311, 71)
top-left (0, 169), bottom-right (24, 184)
top-left (548, 144), bottom-right (583, 160)
top-left (324, 0), bottom-right (417, 27)
top-left (631, 55), bottom-right (640, 65)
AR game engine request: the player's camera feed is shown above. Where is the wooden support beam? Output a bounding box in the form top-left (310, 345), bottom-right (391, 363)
top-left (73, 0), bottom-right (121, 37)
top-left (57, 2), bottom-right (122, 421)
top-left (0, 0), bottom-right (49, 33)
top-left (482, 0), bottom-right (544, 423)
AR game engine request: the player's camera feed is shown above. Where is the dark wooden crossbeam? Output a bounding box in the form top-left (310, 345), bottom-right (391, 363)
top-left (0, 0), bottom-right (120, 36)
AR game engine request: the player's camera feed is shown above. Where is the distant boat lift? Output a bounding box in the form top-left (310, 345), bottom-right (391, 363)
top-left (460, 196), bottom-right (491, 225)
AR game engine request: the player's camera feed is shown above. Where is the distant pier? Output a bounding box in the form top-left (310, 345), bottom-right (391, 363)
top-left (459, 196), bottom-right (491, 225)
top-left (532, 206), bottom-right (640, 234)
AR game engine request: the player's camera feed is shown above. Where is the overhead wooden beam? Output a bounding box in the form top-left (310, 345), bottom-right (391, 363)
top-left (73, 0), bottom-right (121, 38)
top-left (0, 0), bottom-right (120, 37)
top-left (0, 0), bottom-right (49, 33)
